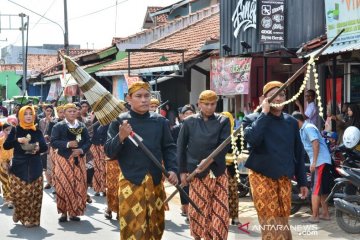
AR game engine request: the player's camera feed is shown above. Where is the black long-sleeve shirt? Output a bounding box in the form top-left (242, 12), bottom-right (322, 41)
top-left (50, 120), bottom-right (91, 159)
top-left (177, 112), bottom-right (231, 178)
top-left (91, 124), bottom-right (109, 145)
top-left (242, 112), bottom-right (307, 187)
top-left (104, 110), bottom-right (178, 186)
top-left (3, 126), bottom-right (48, 183)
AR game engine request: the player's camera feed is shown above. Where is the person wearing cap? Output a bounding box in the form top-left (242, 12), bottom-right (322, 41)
top-left (171, 104), bottom-right (196, 223)
top-left (50, 103), bottom-right (91, 222)
top-left (292, 111), bottom-right (333, 223)
top-left (104, 81), bottom-right (178, 240)
top-left (242, 81), bottom-right (308, 239)
top-left (0, 121), bottom-right (14, 209)
top-left (3, 106), bottom-right (48, 228)
top-left (177, 90), bottom-right (231, 240)
top-left (149, 98), bottom-right (160, 112)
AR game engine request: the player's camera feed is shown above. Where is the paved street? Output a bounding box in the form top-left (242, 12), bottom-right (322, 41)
top-left (0, 182), bottom-right (359, 239)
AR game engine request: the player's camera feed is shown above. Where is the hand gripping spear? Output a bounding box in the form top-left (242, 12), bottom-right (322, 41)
top-left (121, 130), bottom-right (204, 217)
top-left (164, 28), bottom-right (345, 204)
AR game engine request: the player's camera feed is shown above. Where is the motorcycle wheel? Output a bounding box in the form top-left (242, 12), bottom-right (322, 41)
top-left (336, 195), bottom-right (360, 234)
top-left (238, 176), bottom-right (250, 198)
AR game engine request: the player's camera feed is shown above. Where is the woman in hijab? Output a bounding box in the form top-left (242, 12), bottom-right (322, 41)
top-left (3, 106), bottom-right (48, 228)
top-left (0, 121), bottom-right (14, 209)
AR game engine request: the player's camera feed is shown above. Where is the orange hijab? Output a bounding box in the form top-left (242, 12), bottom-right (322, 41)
top-left (18, 106), bottom-right (36, 131)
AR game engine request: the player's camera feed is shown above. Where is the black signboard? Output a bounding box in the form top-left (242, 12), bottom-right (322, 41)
top-left (258, 0), bottom-right (285, 44)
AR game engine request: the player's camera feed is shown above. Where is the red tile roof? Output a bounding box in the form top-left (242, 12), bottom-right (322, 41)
top-left (147, 6), bottom-right (168, 23)
top-left (101, 12), bottom-right (219, 72)
top-left (27, 54), bottom-right (58, 72)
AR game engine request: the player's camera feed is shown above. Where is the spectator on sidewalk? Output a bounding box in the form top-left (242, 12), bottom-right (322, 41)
top-left (0, 101), bottom-right (9, 117)
top-left (293, 111), bottom-right (333, 223)
top-left (295, 89), bottom-right (320, 129)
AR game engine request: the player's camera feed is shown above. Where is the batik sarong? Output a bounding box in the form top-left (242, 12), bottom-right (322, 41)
top-left (189, 173), bottom-right (229, 240)
top-left (249, 170), bottom-right (292, 240)
top-left (9, 175), bottom-right (43, 226)
top-left (54, 153), bottom-right (87, 216)
top-left (91, 145), bottom-right (106, 193)
top-left (228, 173), bottom-right (239, 219)
top-left (118, 173), bottom-right (166, 240)
top-left (106, 160), bottom-right (120, 213)
top-left (0, 163), bottom-right (11, 201)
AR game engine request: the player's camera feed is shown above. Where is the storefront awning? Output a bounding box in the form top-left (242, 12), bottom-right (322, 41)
top-left (305, 41), bottom-right (360, 58)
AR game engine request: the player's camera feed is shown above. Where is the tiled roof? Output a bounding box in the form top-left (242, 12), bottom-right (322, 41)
top-left (27, 54), bottom-right (58, 72)
top-left (101, 12), bottom-right (219, 72)
top-left (147, 6), bottom-right (168, 23)
top-left (59, 48), bottom-right (94, 57)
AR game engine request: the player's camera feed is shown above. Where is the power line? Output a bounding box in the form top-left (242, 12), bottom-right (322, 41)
top-left (31, 0), bottom-right (57, 30)
top-left (69, 0), bottom-right (129, 21)
top-left (8, 0), bottom-right (65, 33)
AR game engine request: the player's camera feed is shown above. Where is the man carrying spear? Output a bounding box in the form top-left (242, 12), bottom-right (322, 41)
top-left (177, 90), bottom-right (231, 240)
top-left (242, 81), bottom-right (308, 239)
top-left (104, 81), bottom-right (178, 240)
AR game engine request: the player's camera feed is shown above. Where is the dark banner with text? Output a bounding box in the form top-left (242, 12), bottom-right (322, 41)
top-left (258, 0), bottom-right (285, 44)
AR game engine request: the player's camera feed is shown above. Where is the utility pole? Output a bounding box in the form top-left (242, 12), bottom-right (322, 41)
top-left (0, 13), bottom-right (28, 94)
top-left (64, 0), bottom-right (69, 55)
top-left (20, 13), bottom-right (27, 94)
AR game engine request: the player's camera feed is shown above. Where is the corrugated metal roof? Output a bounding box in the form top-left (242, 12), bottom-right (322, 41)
top-left (305, 41), bottom-right (360, 58)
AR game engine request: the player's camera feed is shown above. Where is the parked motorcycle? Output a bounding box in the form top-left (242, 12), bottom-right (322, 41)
top-left (326, 166), bottom-right (360, 234)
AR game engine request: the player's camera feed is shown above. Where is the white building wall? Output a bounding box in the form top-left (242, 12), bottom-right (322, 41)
top-left (190, 69), bottom-right (206, 107)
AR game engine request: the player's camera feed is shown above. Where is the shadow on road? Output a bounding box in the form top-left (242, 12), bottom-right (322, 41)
top-left (164, 219), bottom-right (192, 239)
top-left (8, 225), bottom-right (54, 239)
top-left (57, 220), bottom-right (101, 234)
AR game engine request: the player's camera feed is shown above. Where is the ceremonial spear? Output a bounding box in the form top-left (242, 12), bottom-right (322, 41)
top-left (62, 55), bottom-right (204, 216)
top-left (164, 28), bottom-right (345, 204)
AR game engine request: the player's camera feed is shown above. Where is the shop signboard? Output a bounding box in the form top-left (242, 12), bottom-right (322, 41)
top-left (231, 0), bottom-right (257, 38)
top-left (210, 57), bottom-right (252, 95)
top-left (325, 0), bottom-right (360, 43)
top-left (258, 0), bottom-right (285, 44)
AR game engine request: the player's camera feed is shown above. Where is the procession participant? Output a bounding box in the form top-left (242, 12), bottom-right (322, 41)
top-left (242, 81), bottom-right (308, 240)
top-left (171, 104), bottom-right (196, 222)
top-left (38, 105), bottom-right (54, 189)
top-left (91, 122), bottom-right (107, 197)
top-left (0, 121), bottom-right (14, 208)
top-left (149, 98), bottom-right (160, 112)
top-left (220, 111), bottom-right (240, 226)
top-left (79, 100), bottom-right (96, 203)
top-left (104, 157), bottom-right (121, 220)
top-left (50, 103), bottom-right (91, 222)
top-left (3, 106), bottom-right (48, 227)
top-left (104, 81), bottom-right (178, 240)
top-left (177, 90), bottom-right (231, 240)
top-left (104, 101), bottom-right (127, 220)
top-left (46, 105), bottom-right (65, 194)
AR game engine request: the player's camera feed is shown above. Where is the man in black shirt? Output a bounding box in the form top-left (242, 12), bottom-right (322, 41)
top-left (104, 81), bottom-right (178, 240)
top-left (243, 81), bottom-right (308, 240)
top-left (177, 90), bottom-right (231, 240)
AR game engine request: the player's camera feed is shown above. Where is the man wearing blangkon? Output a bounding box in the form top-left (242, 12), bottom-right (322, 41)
top-left (242, 81), bottom-right (308, 240)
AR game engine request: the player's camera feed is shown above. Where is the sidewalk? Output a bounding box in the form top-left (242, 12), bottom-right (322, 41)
top-left (164, 183), bottom-right (359, 240)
